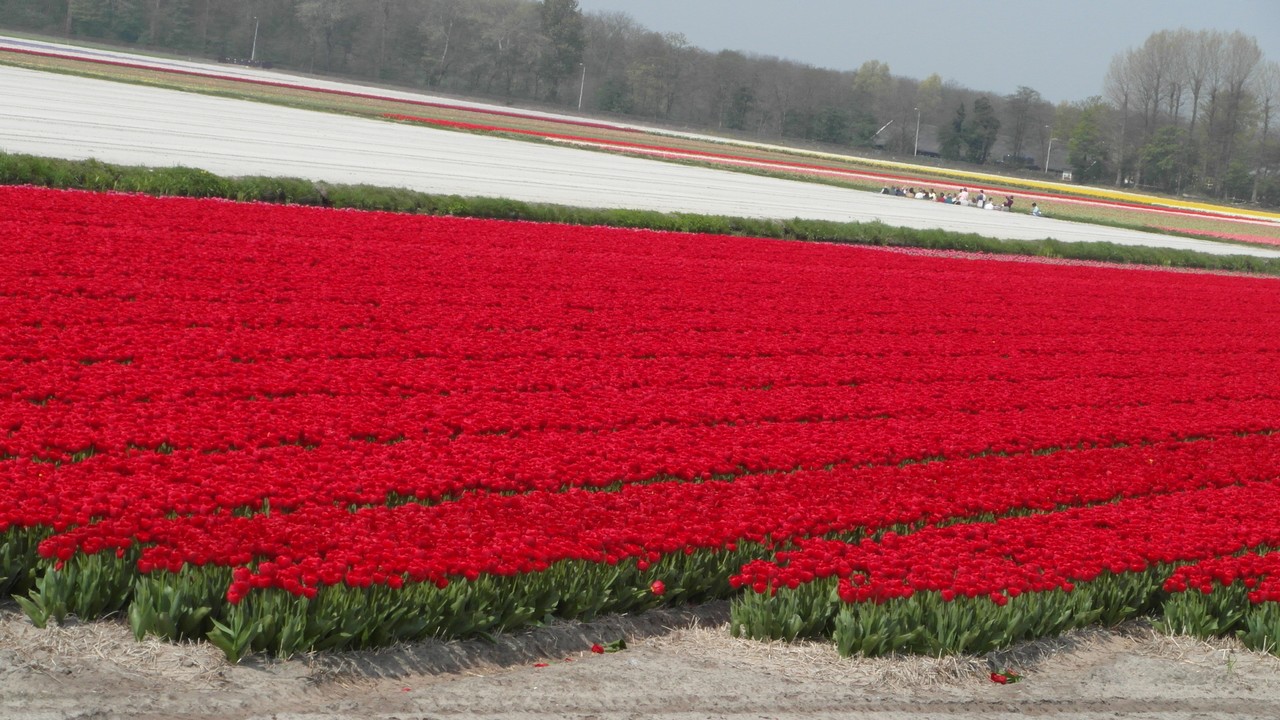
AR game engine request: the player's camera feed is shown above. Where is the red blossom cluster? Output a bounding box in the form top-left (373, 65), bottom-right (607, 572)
top-left (732, 481), bottom-right (1280, 603)
top-left (1165, 552), bottom-right (1280, 603)
top-left (5, 185), bottom-right (1280, 606)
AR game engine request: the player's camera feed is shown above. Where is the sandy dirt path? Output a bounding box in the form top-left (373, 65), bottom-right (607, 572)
top-left (5, 602), bottom-right (1280, 720)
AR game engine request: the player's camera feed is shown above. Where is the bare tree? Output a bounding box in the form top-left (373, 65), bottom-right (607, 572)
top-left (1250, 61), bottom-right (1279, 202)
top-left (582, 10), bottom-right (642, 111)
top-left (1105, 52), bottom-right (1136, 184)
top-left (1187, 30), bottom-right (1223, 135)
top-left (295, 0), bottom-right (359, 73)
top-left (1163, 28), bottom-right (1193, 122)
top-left (1214, 32), bottom-right (1262, 195)
top-left (1004, 86), bottom-right (1043, 164)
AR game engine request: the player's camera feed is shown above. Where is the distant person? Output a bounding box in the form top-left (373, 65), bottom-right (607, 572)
top-left (957, 188), bottom-right (970, 205)
top-left (984, 199), bottom-right (995, 210)
top-left (1003, 195), bottom-right (1015, 210)
top-left (1031, 203), bottom-right (1043, 216)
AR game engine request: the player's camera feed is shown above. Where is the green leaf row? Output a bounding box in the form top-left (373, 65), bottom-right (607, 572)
top-left (731, 568), bottom-right (1183, 657)
top-left (5, 531), bottom-right (768, 662)
top-left (3, 150), bottom-right (1278, 276)
top-left (1163, 585), bottom-right (1280, 655)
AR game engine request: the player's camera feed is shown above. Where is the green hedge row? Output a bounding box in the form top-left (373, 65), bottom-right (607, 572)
top-left (4, 150), bottom-right (1278, 276)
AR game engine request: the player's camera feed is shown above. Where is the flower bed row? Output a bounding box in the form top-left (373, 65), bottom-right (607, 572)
top-left (6, 185), bottom-right (1280, 659)
top-left (730, 481), bottom-right (1280, 655)
top-left (7, 430), bottom-right (1278, 658)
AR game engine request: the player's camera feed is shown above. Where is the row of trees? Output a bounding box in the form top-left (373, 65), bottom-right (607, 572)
top-left (1103, 29), bottom-right (1277, 202)
top-left (1, 0), bottom-right (1277, 204)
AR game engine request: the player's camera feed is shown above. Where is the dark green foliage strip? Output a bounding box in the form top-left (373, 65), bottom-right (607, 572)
top-left (0, 527), bottom-right (47, 598)
top-left (732, 569), bottom-right (1170, 657)
top-left (1163, 584), bottom-right (1280, 656)
top-left (3, 151), bottom-right (1278, 276)
top-left (5, 525), bottom-right (768, 661)
top-left (732, 566), bottom-right (1280, 658)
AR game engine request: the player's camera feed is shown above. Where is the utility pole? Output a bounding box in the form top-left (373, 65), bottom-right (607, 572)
top-left (913, 108), bottom-right (921, 156)
top-left (250, 16), bottom-right (260, 63)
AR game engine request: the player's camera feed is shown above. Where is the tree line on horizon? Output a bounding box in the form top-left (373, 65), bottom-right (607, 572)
top-left (2, 0), bottom-right (1277, 206)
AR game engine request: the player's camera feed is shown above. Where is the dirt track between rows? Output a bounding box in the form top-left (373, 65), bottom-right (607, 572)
top-left (6, 602), bottom-right (1280, 720)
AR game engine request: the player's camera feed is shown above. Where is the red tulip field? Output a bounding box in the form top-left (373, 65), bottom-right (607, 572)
top-left (4, 184), bottom-right (1280, 660)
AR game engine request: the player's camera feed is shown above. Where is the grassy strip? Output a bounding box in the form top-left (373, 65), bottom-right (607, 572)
top-left (4, 150), bottom-right (1279, 276)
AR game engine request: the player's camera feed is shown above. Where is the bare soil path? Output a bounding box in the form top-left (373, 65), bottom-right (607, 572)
top-left (5, 603), bottom-right (1280, 719)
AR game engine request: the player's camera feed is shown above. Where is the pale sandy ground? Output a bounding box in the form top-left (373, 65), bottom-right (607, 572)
top-left (4, 600), bottom-right (1280, 720)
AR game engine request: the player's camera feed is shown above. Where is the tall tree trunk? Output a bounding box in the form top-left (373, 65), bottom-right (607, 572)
top-left (1252, 98), bottom-right (1269, 203)
top-left (376, 0), bottom-right (388, 79)
top-left (200, 0), bottom-right (209, 52)
top-left (1115, 96), bottom-right (1128, 186)
top-left (149, 0), bottom-right (161, 46)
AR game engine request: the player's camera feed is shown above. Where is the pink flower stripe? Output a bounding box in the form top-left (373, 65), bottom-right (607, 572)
top-left (383, 114), bottom-right (783, 166)
top-left (1155, 227), bottom-right (1280, 248)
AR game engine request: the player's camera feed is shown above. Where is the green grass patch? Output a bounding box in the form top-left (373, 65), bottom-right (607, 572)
top-left (4, 150), bottom-right (1279, 277)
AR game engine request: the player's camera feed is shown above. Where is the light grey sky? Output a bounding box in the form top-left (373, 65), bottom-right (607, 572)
top-left (574, 0), bottom-right (1280, 104)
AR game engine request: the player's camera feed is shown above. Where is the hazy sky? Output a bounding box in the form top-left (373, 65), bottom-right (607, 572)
top-left (574, 0), bottom-right (1280, 104)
